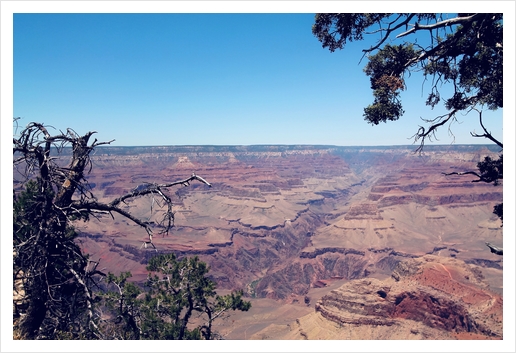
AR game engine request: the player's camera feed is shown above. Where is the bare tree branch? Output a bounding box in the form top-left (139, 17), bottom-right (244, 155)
top-left (470, 110), bottom-right (503, 148)
top-left (396, 13), bottom-right (485, 38)
top-left (485, 242), bottom-right (503, 256)
top-left (109, 173), bottom-right (211, 207)
top-left (441, 170), bottom-right (483, 181)
top-left (364, 14), bottom-right (416, 53)
top-left (411, 108), bottom-right (459, 153)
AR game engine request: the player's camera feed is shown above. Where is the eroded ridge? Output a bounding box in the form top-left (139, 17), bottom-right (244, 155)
top-left (312, 256), bottom-right (502, 340)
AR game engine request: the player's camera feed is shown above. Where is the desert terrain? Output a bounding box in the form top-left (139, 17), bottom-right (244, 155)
top-left (73, 144), bottom-right (503, 340)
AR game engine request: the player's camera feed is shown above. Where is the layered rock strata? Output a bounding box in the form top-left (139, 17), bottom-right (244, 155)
top-left (252, 255), bottom-right (502, 340)
top-left (73, 145), bottom-right (502, 301)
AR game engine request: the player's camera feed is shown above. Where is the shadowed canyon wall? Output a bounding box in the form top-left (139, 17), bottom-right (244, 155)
top-left (71, 145), bottom-right (502, 339)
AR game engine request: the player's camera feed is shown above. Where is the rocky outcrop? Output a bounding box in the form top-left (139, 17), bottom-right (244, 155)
top-left (376, 192), bottom-right (503, 208)
top-left (344, 203), bottom-right (382, 220)
top-left (314, 255), bottom-right (502, 339)
top-left (299, 247), bottom-right (365, 259)
top-left (254, 252), bottom-right (369, 299)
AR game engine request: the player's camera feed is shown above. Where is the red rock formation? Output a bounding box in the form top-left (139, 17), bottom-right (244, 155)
top-left (72, 145), bottom-right (502, 302)
top-left (315, 255), bottom-right (502, 339)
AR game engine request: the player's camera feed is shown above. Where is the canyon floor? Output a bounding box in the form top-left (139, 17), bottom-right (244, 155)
top-left (73, 144), bottom-right (503, 340)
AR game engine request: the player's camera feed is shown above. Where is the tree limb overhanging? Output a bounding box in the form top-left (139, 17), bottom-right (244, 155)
top-left (312, 13), bottom-right (503, 224)
top-left (470, 110), bottom-right (503, 149)
top-left (485, 242), bottom-right (503, 256)
top-left (14, 120), bottom-right (212, 246)
top-left (13, 120), bottom-right (212, 339)
top-left (396, 13), bottom-right (485, 39)
top-left (312, 13), bottom-right (502, 151)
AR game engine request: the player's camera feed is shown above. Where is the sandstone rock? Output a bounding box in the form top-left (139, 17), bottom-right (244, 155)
top-left (67, 144), bottom-right (502, 338)
top-left (308, 255), bottom-right (502, 339)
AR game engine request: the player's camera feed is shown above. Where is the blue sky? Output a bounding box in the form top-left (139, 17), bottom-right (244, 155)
top-left (10, 10), bottom-right (506, 147)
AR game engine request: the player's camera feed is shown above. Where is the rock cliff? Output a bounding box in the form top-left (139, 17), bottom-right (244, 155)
top-left (251, 255), bottom-right (502, 340)
top-left (69, 144), bottom-right (503, 339)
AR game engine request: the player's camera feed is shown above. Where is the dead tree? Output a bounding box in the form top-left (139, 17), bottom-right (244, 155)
top-left (12, 120), bottom-right (211, 339)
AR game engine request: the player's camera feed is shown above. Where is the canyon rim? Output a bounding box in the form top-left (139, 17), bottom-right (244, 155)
top-left (71, 144), bottom-right (504, 341)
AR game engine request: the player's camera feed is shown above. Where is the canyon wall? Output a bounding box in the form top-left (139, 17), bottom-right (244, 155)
top-left (72, 144), bottom-right (503, 339)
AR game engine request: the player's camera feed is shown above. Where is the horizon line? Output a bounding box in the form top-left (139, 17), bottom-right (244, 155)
top-left (95, 142), bottom-right (501, 148)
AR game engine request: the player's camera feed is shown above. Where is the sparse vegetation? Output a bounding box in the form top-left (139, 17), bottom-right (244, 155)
top-left (100, 254), bottom-right (250, 340)
top-left (12, 120), bottom-right (249, 339)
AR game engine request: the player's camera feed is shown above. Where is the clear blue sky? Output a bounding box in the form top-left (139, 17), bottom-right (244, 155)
top-left (9, 10), bottom-right (506, 147)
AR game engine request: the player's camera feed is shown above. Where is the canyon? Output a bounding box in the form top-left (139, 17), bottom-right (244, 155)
top-left (73, 144), bottom-right (503, 340)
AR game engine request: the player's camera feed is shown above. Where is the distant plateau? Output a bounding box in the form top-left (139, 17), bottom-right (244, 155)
top-left (70, 144), bottom-right (502, 340)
